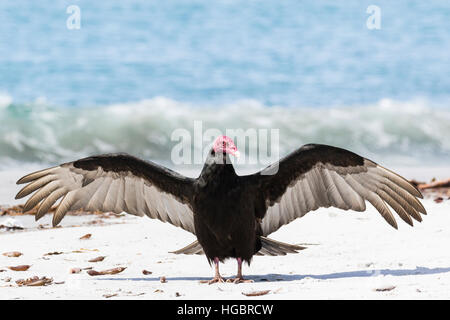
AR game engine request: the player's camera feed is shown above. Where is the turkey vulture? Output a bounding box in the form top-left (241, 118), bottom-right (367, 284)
top-left (15, 135), bottom-right (426, 284)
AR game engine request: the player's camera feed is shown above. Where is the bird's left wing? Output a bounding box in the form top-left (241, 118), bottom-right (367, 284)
top-left (243, 144), bottom-right (426, 236)
top-left (15, 153), bottom-right (196, 233)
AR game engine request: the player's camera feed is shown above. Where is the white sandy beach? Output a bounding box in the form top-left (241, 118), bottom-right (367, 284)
top-left (1, 167), bottom-right (449, 300)
top-left (3, 0), bottom-right (450, 303)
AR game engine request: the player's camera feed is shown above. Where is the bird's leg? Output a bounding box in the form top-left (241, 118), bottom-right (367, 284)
top-left (200, 257), bottom-right (225, 284)
top-left (227, 257), bottom-right (254, 283)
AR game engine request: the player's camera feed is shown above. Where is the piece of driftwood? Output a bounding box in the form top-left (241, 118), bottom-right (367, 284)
top-left (418, 179), bottom-right (450, 190)
top-left (242, 290), bottom-right (271, 297)
top-left (87, 267), bottom-right (126, 276)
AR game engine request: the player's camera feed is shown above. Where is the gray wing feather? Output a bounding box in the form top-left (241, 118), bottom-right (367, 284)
top-left (16, 160), bottom-right (196, 234)
top-left (260, 160), bottom-right (426, 236)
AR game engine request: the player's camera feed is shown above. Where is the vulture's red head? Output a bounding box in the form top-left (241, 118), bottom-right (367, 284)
top-left (212, 135), bottom-right (240, 158)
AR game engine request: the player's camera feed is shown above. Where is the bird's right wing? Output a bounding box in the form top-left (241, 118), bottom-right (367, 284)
top-left (15, 153), bottom-right (196, 233)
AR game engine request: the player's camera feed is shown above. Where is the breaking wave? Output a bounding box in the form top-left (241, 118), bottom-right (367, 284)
top-left (0, 96), bottom-right (449, 168)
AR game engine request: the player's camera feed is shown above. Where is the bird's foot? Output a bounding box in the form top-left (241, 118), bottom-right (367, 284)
top-left (226, 277), bottom-right (254, 284)
top-left (199, 276), bottom-right (226, 285)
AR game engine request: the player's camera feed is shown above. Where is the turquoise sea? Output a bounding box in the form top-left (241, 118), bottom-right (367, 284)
top-left (0, 1), bottom-right (449, 167)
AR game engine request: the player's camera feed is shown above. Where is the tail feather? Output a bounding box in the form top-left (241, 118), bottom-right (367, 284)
top-left (256, 236), bottom-right (306, 256)
top-left (170, 236), bottom-right (306, 256)
top-left (169, 241), bottom-right (204, 255)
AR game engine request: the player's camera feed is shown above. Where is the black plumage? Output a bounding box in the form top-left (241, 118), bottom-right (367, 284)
top-left (15, 136), bottom-right (426, 283)
top-left (193, 151), bottom-right (263, 266)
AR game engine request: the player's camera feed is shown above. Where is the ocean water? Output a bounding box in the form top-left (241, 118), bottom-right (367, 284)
top-left (0, 1), bottom-right (449, 168)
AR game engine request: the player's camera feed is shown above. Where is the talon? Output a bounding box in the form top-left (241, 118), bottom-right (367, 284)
top-left (230, 257), bottom-right (253, 283)
top-left (200, 257), bottom-right (225, 284)
top-left (200, 276), bottom-right (225, 284)
top-left (239, 279), bottom-right (254, 283)
top-left (226, 277), bottom-right (254, 284)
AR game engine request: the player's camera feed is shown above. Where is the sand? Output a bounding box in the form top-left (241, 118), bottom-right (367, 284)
top-left (0, 167), bottom-right (449, 300)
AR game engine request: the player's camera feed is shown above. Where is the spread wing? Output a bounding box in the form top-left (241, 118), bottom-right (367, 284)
top-left (15, 153), bottom-right (196, 233)
top-left (245, 144), bottom-right (426, 236)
